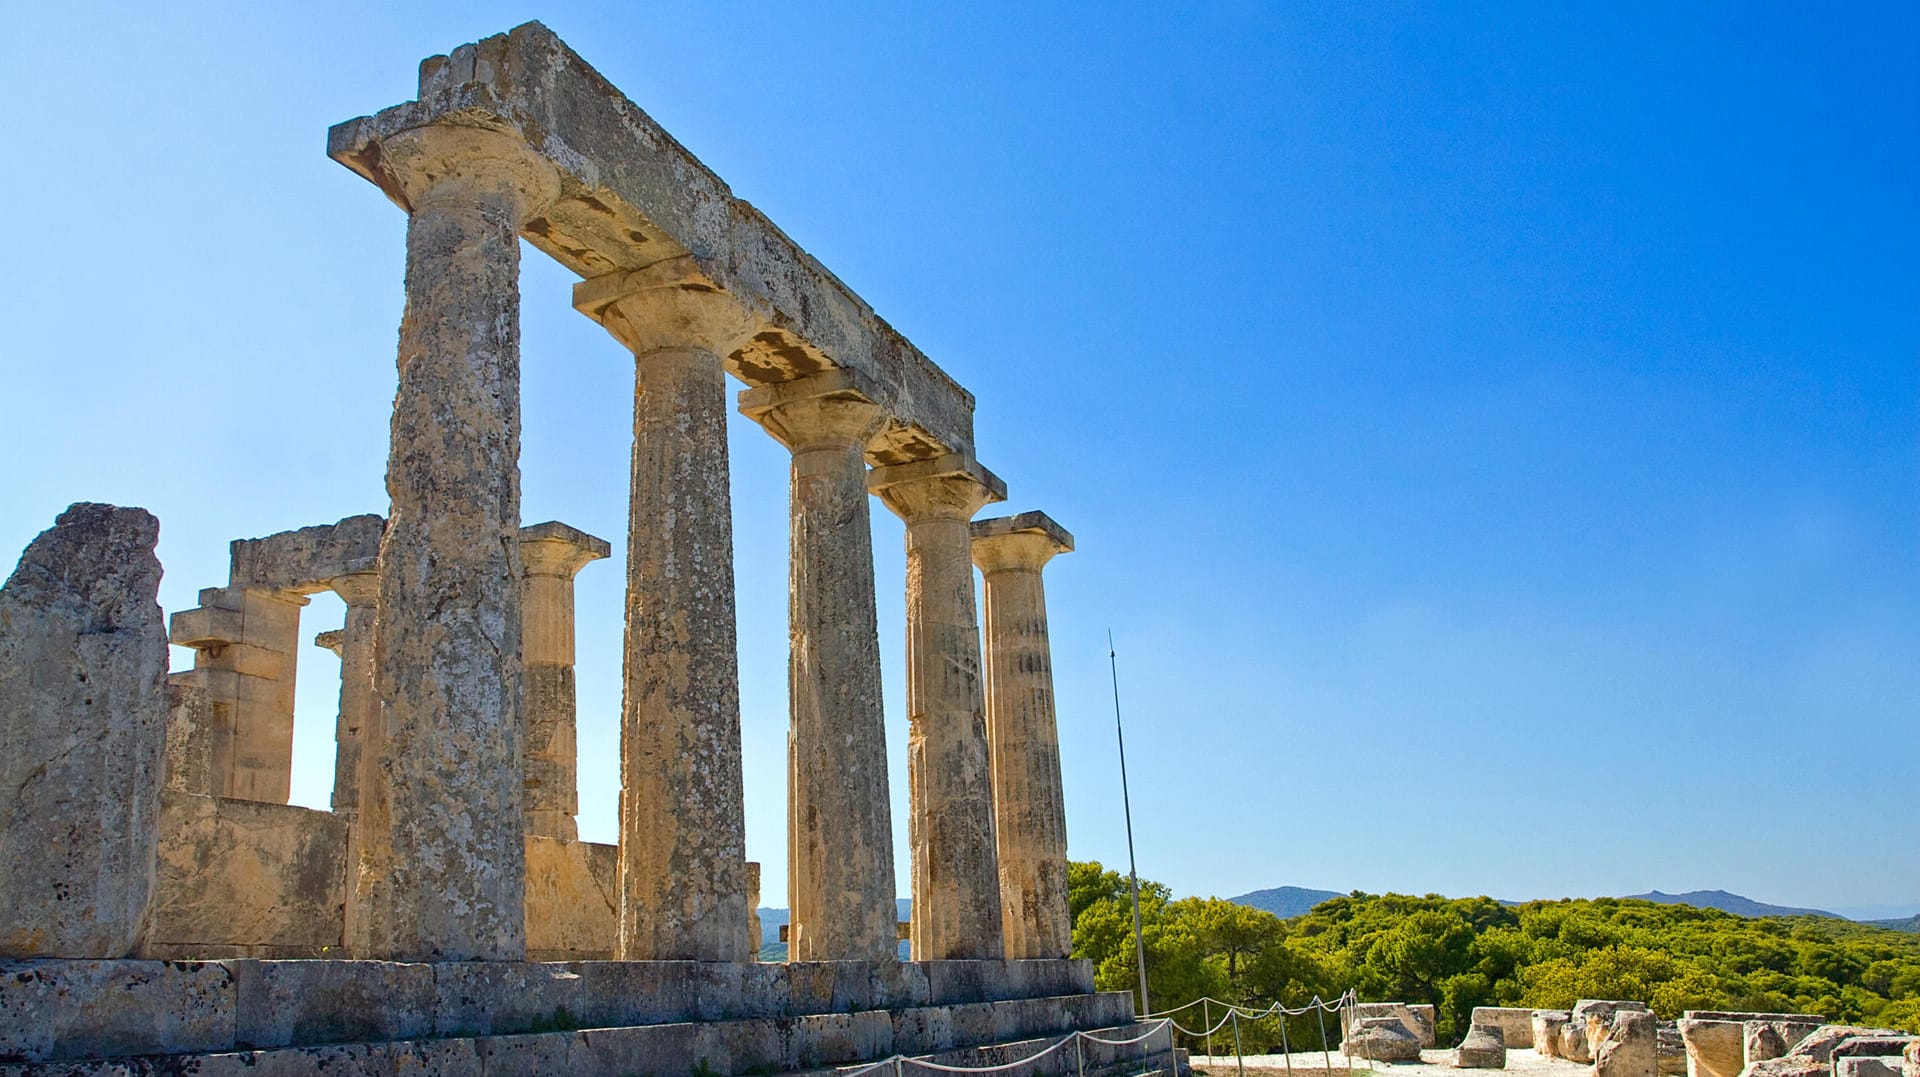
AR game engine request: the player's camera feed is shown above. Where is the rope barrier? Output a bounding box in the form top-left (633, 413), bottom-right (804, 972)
top-left (841, 1017), bottom-right (1178, 1077)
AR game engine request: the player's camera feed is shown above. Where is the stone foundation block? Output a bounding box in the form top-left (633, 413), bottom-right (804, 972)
top-left (1535, 1011), bottom-right (1572, 1059)
top-left (0, 959), bottom-right (235, 1063)
top-left (433, 961), bottom-right (582, 1036)
top-left (1837, 1059), bottom-right (1905, 1077)
top-left (228, 958), bottom-right (433, 1048)
top-left (1596, 1010), bottom-right (1658, 1077)
top-left (1472, 1007), bottom-right (1536, 1049)
top-left (1456, 1023), bottom-right (1506, 1068)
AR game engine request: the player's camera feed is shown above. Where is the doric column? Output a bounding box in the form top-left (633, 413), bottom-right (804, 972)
top-left (970, 512), bottom-right (1075, 959)
top-left (739, 369), bottom-right (899, 962)
top-left (870, 454), bottom-right (1007, 960)
top-left (168, 585), bottom-right (308, 803)
top-left (365, 122), bottom-right (559, 962)
top-left (323, 568), bottom-right (379, 819)
top-left (574, 258), bottom-right (756, 961)
top-left (518, 522), bottom-right (609, 842)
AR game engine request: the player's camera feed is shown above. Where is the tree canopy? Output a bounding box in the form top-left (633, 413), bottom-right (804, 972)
top-left (1069, 861), bottom-right (1920, 1049)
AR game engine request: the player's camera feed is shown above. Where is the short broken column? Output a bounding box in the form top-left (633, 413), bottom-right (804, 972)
top-left (323, 568), bottom-right (379, 818)
top-left (168, 584), bottom-right (308, 803)
top-left (575, 259), bottom-right (757, 961)
top-left (969, 511), bottom-right (1075, 960)
top-left (870, 454), bottom-right (1007, 961)
top-left (363, 122), bottom-right (559, 961)
top-left (740, 369), bottom-right (899, 962)
top-left (518, 522), bottom-right (609, 842)
top-left (0, 503), bottom-right (170, 958)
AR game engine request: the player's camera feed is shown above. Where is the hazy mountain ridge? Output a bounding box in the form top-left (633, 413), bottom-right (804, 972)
top-left (1227, 885), bottom-right (1345, 918)
top-left (1626, 889), bottom-right (1840, 919)
top-left (1225, 885), bottom-right (1904, 923)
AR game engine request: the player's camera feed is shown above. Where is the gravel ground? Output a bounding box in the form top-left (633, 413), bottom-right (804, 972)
top-left (1192, 1047), bottom-right (1593, 1077)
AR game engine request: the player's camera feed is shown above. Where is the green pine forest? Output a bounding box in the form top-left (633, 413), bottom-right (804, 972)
top-left (1069, 861), bottom-right (1920, 1051)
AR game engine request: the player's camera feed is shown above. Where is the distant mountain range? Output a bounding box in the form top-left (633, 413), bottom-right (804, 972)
top-left (1224, 885), bottom-right (1915, 926)
top-left (1625, 890), bottom-right (1840, 919)
top-left (1227, 886), bottom-right (1345, 918)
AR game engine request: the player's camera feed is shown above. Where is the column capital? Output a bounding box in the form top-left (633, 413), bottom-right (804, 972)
top-left (326, 567), bottom-right (381, 608)
top-left (314, 629), bottom-right (345, 658)
top-left (573, 256), bottom-right (767, 359)
top-left (970, 511), bottom-right (1075, 574)
top-left (375, 123), bottom-right (561, 220)
top-left (869, 453), bottom-right (1007, 523)
top-left (520, 521), bottom-right (612, 580)
top-left (738, 369), bottom-right (887, 452)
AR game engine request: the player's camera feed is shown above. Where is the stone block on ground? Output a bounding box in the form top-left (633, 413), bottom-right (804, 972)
top-left (1471, 1007), bottom-right (1535, 1049)
top-left (1789, 1028), bottom-right (1905, 1064)
top-left (1352, 1002), bottom-right (1435, 1048)
top-left (1833, 1039), bottom-right (1920, 1062)
top-left (1456, 1023), bottom-right (1507, 1069)
top-left (0, 504), bottom-right (169, 960)
top-left (1749, 1021), bottom-right (1827, 1065)
top-left (1660, 1020), bottom-right (1689, 1076)
top-left (1836, 1059), bottom-right (1904, 1077)
top-left (1565, 1020), bottom-right (1594, 1064)
top-left (1596, 1010), bottom-right (1659, 1077)
top-left (1534, 1010), bottom-right (1571, 1059)
top-left (1345, 1015), bottom-right (1423, 1062)
top-left (1743, 1058), bottom-right (1832, 1077)
top-left (1682, 1018), bottom-right (1752, 1077)
top-left (0, 958), bottom-right (235, 1062)
top-left (1903, 1041), bottom-right (1919, 1077)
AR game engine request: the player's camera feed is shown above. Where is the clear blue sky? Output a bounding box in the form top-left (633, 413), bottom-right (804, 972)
top-left (3, 3), bottom-right (1914, 917)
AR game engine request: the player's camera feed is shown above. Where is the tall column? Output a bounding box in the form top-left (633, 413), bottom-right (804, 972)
top-left (365, 123), bottom-right (558, 962)
top-left (970, 512), bottom-right (1075, 959)
top-left (518, 522), bottom-right (609, 841)
top-left (739, 369), bottom-right (899, 962)
top-left (870, 454), bottom-right (1007, 960)
top-left (323, 568), bottom-right (379, 819)
top-left (168, 585), bottom-right (307, 803)
top-left (575, 259), bottom-right (756, 961)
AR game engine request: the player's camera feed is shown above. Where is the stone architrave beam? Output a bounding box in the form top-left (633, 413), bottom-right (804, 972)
top-left (361, 122), bottom-right (560, 962)
top-left (229, 515), bottom-right (386, 593)
top-left (870, 455), bottom-right (1007, 961)
top-left (0, 504), bottom-right (170, 959)
top-left (740, 370), bottom-right (899, 962)
top-left (518, 522), bottom-right (610, 843)
top-left (575, 258), bottom-right (752, 962)
top-left (969, 511), bottom-right (1075, 960)
top-left (328, 21), bottom-right (976, 468)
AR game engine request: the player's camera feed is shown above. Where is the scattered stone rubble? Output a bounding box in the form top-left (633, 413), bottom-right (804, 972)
top-left (0, 20), bottom-right (1161, 1076)
top-left (1332, 1001), bottom-right (1907, 1077)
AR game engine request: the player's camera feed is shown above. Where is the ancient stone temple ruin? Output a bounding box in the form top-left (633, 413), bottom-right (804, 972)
top-left (0, 22), bottom-right (1167, 1075)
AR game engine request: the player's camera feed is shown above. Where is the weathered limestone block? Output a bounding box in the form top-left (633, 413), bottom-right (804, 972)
top-left (1903, 1041), bottom-right (1919, 1077)
top-left (226, 958), bottom-right (435, 1049)
top-left (1749, 1021), bottom-right (1827, 1065)
top-left (164, 681), bottom-right (217, 795)
top-left (1789, 1029), bottom-right (1905, 1064)
top-left (1833, 1039), bottom-right (1920, 1062)
top-left (1345, 1015), bottom-right (1424, 1061)
top-left (872, 456), bottom-right (1006, 962)
top-left (1581, 1001), bottom-right (1653, 1062)
top-left (0, 958), bottom-right (235, 1062)
top-left (169, 584), bottom-right (308, 803)
top-left (970, 512), bottom-right (1075, 962)
top-left (1564, 1019), bottom-right (1593, 1063)
top-left (1471, 1007), bottom-right (1536, 1048)
top-left (1684, 1015), bottom-right (1828, 1077)
top-left (524, 835), bottom-right (618, 960)
top-left (740, 371), bottom-right (899, 962)
top-left (1836, 1059), bottom-right (1905, 1077)
top-left (1352, 1002), bottom-right (1436, 1048)
top-left (517, 523), bottom-right (609, 843)
top-left (1456, 1023), bottom-right (1506, 1069)
top-left (1743, 1059), bottom-right (1831, 1077)
top-left (1534, 1011), bottom-right (1571, 1060)
top-left (1597, 1011), bottom-right (1660, 1077)
top-left (1661, 1021), bottom-right (1690, 1076)
top-left (0, 504), bottom-right (169, 959)
top-left (141, 790), bottom-right (348, 959)
top-left (361, 122), bottom-right (559, 962)
top-left (228, 515), bottom-right (385, 592)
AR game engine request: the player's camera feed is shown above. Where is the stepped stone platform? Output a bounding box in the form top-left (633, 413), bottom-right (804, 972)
top-left (0, 957), bottom-right (1171, 1076)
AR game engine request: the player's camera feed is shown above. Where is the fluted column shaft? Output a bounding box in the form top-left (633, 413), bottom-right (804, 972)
top-left (575, 260), bottom-right (755, 960)
top-left (741, 372), bottom-right (898, 962)
top-left (519, 523), bottom-right (609, 842)
top-left (366, 123), bottom-right (558, 962)
top-left (971, 513), bottom-right (1075, 959)
top-left (872, 456), bottom-right (1006, 960)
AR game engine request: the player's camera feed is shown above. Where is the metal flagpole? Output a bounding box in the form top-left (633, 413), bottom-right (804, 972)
top-left (1108, 629), bottom-right (1151, 1017)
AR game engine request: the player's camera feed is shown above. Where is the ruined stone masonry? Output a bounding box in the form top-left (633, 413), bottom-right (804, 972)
top-left (0, 21), bottom-right (1140, 1075)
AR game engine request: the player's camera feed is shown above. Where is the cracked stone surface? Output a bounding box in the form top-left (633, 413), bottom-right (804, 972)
top-left (0, 503), bottom-right (169, 959)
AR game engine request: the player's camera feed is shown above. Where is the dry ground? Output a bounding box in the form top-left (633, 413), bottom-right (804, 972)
top-left (1192, 1048), bottom-right (1594, 1077)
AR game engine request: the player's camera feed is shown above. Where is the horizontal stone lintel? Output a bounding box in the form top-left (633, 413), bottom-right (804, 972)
top-left (0, 957), bottom-right (1099, 1063)
top-left (326, 21), bottom-right (975, 463)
